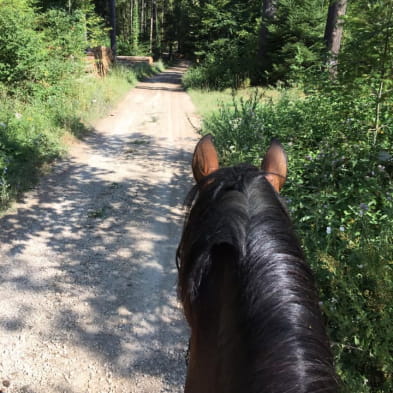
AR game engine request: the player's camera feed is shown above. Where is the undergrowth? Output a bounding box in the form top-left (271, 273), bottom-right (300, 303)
top-left (186, 87), bottom-right (302, 117)
top-left (200, 90), bottom-right (393, 393)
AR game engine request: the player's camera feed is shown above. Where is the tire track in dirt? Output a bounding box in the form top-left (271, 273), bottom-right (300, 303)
top-left (0, 63), bottom-right (198, 393)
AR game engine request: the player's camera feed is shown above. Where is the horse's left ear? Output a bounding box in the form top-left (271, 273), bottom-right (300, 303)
top-left (261, 139), bottom-right (287, 193)
top-left (192, 134), bottom-right (220, 183)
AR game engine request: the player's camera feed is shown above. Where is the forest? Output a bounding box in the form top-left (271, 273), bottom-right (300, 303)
top-left (0, 0), bottom-right (392, 392)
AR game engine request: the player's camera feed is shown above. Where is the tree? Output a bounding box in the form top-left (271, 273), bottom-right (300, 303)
top-left (324, 0), bottom-right (348, 75)
top-left (131, 0), bottom-right (139, 53)
top-left (260, 0), bottom-right (327, 83)
top-left (259, 0), bottom-right (277, 71)
top-left (35, 0), bottom-right (94, 11)
top-left (109, 0), bottom-right (117, 56)
top-left (339, 0), bottom-right (393, 144)
top-left (149, 0), bottom-right (153, 53)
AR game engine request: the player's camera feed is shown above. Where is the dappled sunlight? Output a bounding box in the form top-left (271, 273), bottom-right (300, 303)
top-left (0, 65), bottom-right (197, 392)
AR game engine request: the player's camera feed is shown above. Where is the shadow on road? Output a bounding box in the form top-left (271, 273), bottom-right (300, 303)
top-left (0, 87), bottom-right (195, 391)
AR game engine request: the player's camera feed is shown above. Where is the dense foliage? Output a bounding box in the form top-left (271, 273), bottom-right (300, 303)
top-left (264, 0), bottom-right (327, 83)
top-left (105, 0), bottom-right (172, 56)
top-left (179, 0), bottom-right (332, 88)
top-left (31, 0), bottom-right (392, 91)
top-left (180, 0), bottom-right (392, 91)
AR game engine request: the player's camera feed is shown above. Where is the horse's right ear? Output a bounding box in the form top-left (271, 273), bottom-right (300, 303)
top-left (192, 134), bottom-right (220, 183)
top-left (261, 139), bottom-right (287, 193)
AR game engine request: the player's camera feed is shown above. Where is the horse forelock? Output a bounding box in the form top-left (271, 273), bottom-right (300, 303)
top-left (177, 164), bottom-right (288, 301)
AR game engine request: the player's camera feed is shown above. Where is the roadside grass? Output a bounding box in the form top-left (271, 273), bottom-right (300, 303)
top-left (191, 88), bottom-right (393, 393)
top-left (75, 60), bottom-right (166, 126)
top-left (187, 86), bottom-right (302, 117)
top-left (0, 62), bottom-right (164, 210)
top-left (132, 60), bottom-right (166, 79)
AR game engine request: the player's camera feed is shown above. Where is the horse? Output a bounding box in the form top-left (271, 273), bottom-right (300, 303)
top-left (176, 135), bottom-right (339, 393)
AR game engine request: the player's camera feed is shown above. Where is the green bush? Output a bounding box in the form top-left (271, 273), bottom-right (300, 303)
top-left (202, 91), bottom-right (393, 393)
top-left (183, 36), bottom-right (255, 90)
top-left (0, 98), bottom-right (63, 200)
top-left (0, 3), bottom-right (47, 86)
top-left (0, 2), bottom-right (89, 98)
top-left (36, 9), bottom-right (86, 81)
top-left (182, 66), bottom-right (209, 90)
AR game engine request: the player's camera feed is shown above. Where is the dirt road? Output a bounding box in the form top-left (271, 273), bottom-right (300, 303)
top-left (0, 64), bottom-right (198, 393)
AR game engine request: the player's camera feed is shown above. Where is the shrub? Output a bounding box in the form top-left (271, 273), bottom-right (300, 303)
top-left (182, 66), bottom-right (209, 90)
top-left (183, 36), bottom-right (255, 90)
top-left (0, 3), bottom-right (47, 86)
top-left (0, 99), bottom-right (63, 198)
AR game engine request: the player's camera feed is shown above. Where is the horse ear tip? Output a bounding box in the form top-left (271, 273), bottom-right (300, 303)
top-left (203, 134), bottom-right (214, 142)
top-left (194, 134), bottom-right (214, 150)
top-left (270, 138), bottom-right (283, 148)
top-left (269, 138), bottom-right (287, 160)
top-left (192, 134), bottom-right (219, 183)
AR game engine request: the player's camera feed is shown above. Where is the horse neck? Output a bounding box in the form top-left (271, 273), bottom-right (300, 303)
top-left (185, 247), bottom-right (249, 393)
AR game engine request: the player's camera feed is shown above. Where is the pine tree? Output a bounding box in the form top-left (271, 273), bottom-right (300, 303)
top-left (262, 0), bottom-right (327, 83)
top-left (131, 0), bottom-right (139, 53)
top-left (259, 0), bottom-right (277, 72)
top-left (109, 0), bottom-right (117, 56)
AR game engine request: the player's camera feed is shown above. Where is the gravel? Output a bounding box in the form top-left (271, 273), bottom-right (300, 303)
top-left (0, 64), bottom-right (198, 393)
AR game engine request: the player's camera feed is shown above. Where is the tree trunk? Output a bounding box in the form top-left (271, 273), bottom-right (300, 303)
top-left (150, 0), bottom-right (154, 54)
top-left (161, 2), bottom-right (165, 53)
top-left (132, 0), bottom-right (139, 54)
top-left (109, 0), bottom-right (117, 59)
top-left (141, 0), bottom-right (145, 35)
top-left (324, 0), bottom-right (348, 75)
top-left (130, 0), bottom-right (133, 43)
top-left (154, 0), bottom-right (160, 56)
top-left (259, 0), bottom-right (277, 70)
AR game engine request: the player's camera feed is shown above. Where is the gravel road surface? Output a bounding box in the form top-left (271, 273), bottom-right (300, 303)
top-left (0, 64), bottom-right (198, 393)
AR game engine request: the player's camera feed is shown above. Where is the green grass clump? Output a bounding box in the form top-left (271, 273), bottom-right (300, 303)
top-left (187, 87), bottom-right (302, 117)
top-left (199, 90), bottom-right (393, 393)
top-left (131, 59), bottom-right (166, 80)
top-left (182, 66), bottom-right (211, 90)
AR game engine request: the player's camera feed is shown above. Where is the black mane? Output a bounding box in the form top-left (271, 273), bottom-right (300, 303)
top-left (177, 164), bottom-right (339, 393)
